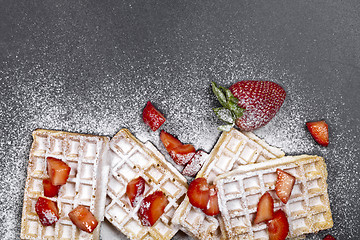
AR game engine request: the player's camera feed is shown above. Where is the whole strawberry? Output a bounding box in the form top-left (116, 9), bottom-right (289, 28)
top-left (211, 81), bottom-right (286, 131)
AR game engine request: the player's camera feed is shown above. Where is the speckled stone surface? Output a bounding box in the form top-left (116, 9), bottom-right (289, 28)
top-left (1, 1), bottom-right (359, 239)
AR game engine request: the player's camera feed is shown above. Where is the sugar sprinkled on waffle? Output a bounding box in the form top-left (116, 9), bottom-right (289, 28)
top-left (172, 128), bottom-right (285, 239)
top-left (105, 129), bottom-right (188, 240)
top-left (20, 129), bottom-right (110, 240)
top-left (215, 155), bottom-right (333, 239)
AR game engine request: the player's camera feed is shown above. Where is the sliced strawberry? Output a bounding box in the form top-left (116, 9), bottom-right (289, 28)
top-left (253, 192), bottom-right (274, 224)
top-left (126, 176), bottom-right (146, 207)
top-left (47, 157), bottom-right (71, 186)
top-left (35, 197), bottom-right (59, 226)
top-left (323, 234), bottom-right (336, 240)
top-left (187, 178), bottom-right (210, 209)
top-left (267, 209), bottom-right (289, 240)
top-left (275, 169), bottom-right (295, 204)
top-left (169, 144), bottom-right (196, 165)
top-left (182, 150), bottom-right (208, 177)
top-left (138, 191), bottom-right (169, 226)
top-left (202, 185), bottom-right (220, 216)
top-left (160, 130), bottom-right (182, 153)
top-left (306, 120), bottom-right (329, 147)
top-left (142, 101), bottom-right (166, 131)
top-left (69, 205), bottom-right (98, 233)
top-left (43, 178), bottom-right (60, 197)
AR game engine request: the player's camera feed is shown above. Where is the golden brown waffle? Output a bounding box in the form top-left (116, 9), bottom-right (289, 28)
top-left (172, 128), bottom-right (285, 239)
top-left (20, 129), bottom-right (110, 240)
top-left (215, 155), bottom-right (333, 239)
top-left (105, 129), bottom-right (188, 240)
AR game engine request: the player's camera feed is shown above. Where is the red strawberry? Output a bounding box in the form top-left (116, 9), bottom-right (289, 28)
top-left (43, 178), bottom-right (60, 197)
top-left (182, 150), bottom-right (208, 177)
top-left (69, 205), bottom-right (98, 233)
top-left (126, 176), bottom-right (146, 207)
top-left (306, 120), bottom-right (329, 147)
top-left (267, 209), bottom-right (289, 240)
top-left (142, 101), bottom-right (166, 131)
top-left (138, 191), bottom-right (169, 226)
top-left (323, 234), bottom-right (336, 240)
top-left (275, 169), bottom-right (295, 204)
top-left (211, 81), bottom-right (286, 131)
top-left (47, 157), bottom-right (71, 186)
top-left (253, 192), bottom-right (274, 224)
top-left (35, 197), bottom-right (59, 226)
top-left (169, 144), bottom-right (196, 165)
top-left (202, 185), bottom-right (220, 216)
top-left (160, 130), bottom-right (182, 153)
top-left (187, 178), bottom-right (210, 209)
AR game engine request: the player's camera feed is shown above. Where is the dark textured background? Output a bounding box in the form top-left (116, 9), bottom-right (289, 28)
top-left (1, 1), bottom-right (359, 239)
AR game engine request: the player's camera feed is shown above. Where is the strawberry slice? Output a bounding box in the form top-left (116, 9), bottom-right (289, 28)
top-left (323, 234), bottom-right (336, 240)
top-left (275, 169), bottom-right (295, 204)
top-left (187, 178), bottom-right (210, 209)
top-left (202, 185), bottom-right (220, 216)
top-left (253, 192), bottom-right (274, 224)
top-left (267, 209), bottom-right (289, 240)
top-left (126, 176), bottom-right (146, 207)
top-left (160, 130), bottom-right (182, 153)
top-left (169, 144), bottom-right (196, 165)
top-left (47, 157), bottom-right (71, 186)
top-left (306, 120), bottom-right (329, 147)
top-left (182, 150), bottom-right (208, 177)
top-left (138, 191), bottom-right (169, 226)
top-left (142, 101), bottom-right (166, 131)
top-left (35, 197), bottom-right (59, 226)
top-left (212, 81), bottom-right (286, 131)
top-left (43, 178), bottom-right (60, 197)
top-left (69, 205), bottom-right (98, 233)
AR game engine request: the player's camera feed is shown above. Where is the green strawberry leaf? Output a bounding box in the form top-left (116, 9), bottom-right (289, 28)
top-left (211, 82), bottom-right (227, 108)
top-left (213, 107), bottom-right (234, 124)
top-left (227, 101), bottom-right (244, 119)
top-left (218, 124), bottom-right (234, 132)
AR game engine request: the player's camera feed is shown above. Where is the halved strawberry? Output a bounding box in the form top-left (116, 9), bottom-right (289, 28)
top-left (43, 178), bottom-right (60, 197)
top-left (47, 157), bottom-right (71, 186)
top-left (187, 178), bottom-right (210, 209)
top-left (169, 144), bottom-right (196, 165)
top-left (126, 176), bottom-right (146, 207)
top-left (306, 120), bottom-right (329, 147)
top-left (202, 185), bottom-right (220, 216)
top-left (212, 81), bottom-right (286, 131)
top-left (69, 205), bottom-right (98, 233)
top-left (182, 150), bottom-right (208, 177)
top-left (142, 101), bottom-right (166, 131)
top-left (253, 192), bottom-right (274, 224)
top-left (138, 191), bottom-right (169, 226)
top-left (323, 234), bottom-right (336, 240)
top-left (160, 130), bottom-right (182, 153)
top-left (267, 209), bottom-right (289, 240)
top-left (35, 197), bottom-right (59, 226)
top-left (275, 169), bottom-right (295, 204)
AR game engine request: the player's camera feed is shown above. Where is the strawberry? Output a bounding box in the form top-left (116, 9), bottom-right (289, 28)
top-left (187, 178), bottom-right (210, 209)
top-left (160, 130), bottom-right (182, 153)
top-left (142, 101), bottom-right (166, 131)
top-left (306, 120), bottom-right (329, 147)
top-left (253, 192), bottom-right (274, 224)
top-left (182, 150), bottom-right (208, 177)
top-left (43, 178), bottom-right (60, 197)
top-left (35, 197), bottom-right (59, 226)
top-left (275, 169), bottom-right (295, 204)
top-left (126, 176), bottom-right (146, 207)
top-left (323, 234), bottom-right (336, 240)
top-left (202, 185), bottom-right (220, 216)
top-left (47, 157), bottom-right (71, 186)
top-left (138, 191), bottom-right (169, 226)
top-left (267, 209), bottom-right (289, 240)
top-left (69, 205), bottom-right (98, 233)
top-left (211, 81), bottom-right (286, 131)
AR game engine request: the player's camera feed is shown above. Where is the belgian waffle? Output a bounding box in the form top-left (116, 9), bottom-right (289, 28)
top-left (215, 155), bottom-right (333, 239)
top-left (172, 128), bottom-right (285, 239)
top-left (104, 129), bottom-right (188, 240)
top-left (20, 129), bottom-right (110, 240)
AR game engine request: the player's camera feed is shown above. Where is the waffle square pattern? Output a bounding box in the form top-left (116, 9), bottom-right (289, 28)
top-left (215, 155), bottom-right (333, 239)
top-left (21, 129), bottom-right (110, 240)
top-left (172, 128), bottom-right (285, 240)
top-left (105, 129), bottom-right (188, 240)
